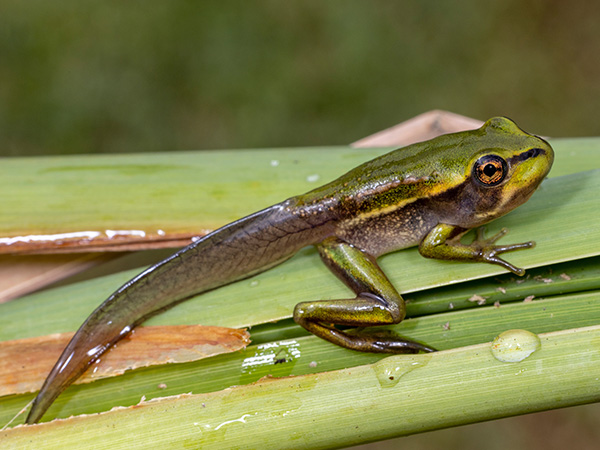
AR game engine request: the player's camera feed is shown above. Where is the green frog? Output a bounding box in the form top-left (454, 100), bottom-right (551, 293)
top-left (26, 117), bottom-right (554, 423)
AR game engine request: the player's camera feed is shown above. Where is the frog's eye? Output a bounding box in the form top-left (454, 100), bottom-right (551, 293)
top-left (474, 155), bottom-right (507, 186)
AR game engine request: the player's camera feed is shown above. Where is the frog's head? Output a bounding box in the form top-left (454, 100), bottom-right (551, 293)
top-left (449, 117), bottom-right (554, 228)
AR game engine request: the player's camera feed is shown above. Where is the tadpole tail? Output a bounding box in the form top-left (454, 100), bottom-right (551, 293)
top-left (26, 200), bottom-right (333, 424)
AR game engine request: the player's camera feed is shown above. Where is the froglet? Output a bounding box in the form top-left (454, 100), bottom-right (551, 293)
top-left (26, 117), bottom-right (553, 423)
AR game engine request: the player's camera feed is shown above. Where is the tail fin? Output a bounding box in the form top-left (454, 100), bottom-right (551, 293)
top-left (26, 200), bottom-right (331, 423)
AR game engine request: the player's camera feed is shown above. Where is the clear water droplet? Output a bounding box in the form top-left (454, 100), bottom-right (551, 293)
top-left (249, 280), bottom-right (259, 287)
top-left (372, 355), bottom-right (430, 388)
top-left (491, 329), bottom-right (541, 363)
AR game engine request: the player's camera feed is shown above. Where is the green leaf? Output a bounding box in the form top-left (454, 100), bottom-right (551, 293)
top-left (1, 168), bottom-right (599, 340)
top-left (1, 136), bottom-right (599, 446)
top-left (3, 324), bottom-right (600, 449)
top-left (1, 289), bottom-right (599, 426)
top-left (0, 137), bottom-right (597, 238)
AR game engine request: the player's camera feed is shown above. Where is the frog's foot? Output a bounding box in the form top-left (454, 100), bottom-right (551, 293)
top-left (472, 227), bottom-right (534, 276)
top-left (295, 308), bottom-right (436, 354)
top-left (346, 329), bottom-right (436, 353)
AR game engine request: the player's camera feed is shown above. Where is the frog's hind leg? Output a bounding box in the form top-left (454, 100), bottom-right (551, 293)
top-left (293, 237), bottom-right (434, 354)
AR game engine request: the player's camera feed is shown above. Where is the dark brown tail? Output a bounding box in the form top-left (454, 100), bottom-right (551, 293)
top-left (26, 200), bottom-right (333, 423)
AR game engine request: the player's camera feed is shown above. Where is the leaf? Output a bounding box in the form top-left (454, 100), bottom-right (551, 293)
top-left (1, 168), bottom-right (599, 341)
top-left (2, 325), bottom-right (600, 449)
top-left (1, 289), bottom-right (599, 426)
top-left (0, 137), bottom-right (598, 254)
top-left (0, 325), bottom-right (249, 397)
top-left (0, 135), bottom-right (599, 443)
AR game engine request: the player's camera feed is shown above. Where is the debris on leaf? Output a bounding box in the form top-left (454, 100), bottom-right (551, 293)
top-left (468, 294), bottom-right (487, 306)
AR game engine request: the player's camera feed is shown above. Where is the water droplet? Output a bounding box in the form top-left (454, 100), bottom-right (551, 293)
top-left (491, 329), bottom-right (541, 363)
top-left (270, 160), bottom-right (280, 167)
top-left (249, 280), bottom-right (259, 287)
top-left (372, 354), bottom-right (430, 388)
top-left (306, 174), bottom-right (320, 183)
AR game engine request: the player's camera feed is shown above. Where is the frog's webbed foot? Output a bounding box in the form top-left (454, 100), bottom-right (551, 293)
top-left (347, 328), bottom-right (436, 353)
top-left (471, 227), bottom-right (534, 276)
top-left (294, 296), bottom-right (435, 354)
top-left (294, 237), bottom-right (435, 354)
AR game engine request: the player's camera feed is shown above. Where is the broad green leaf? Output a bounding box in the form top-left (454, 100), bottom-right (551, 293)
top-left (0, 137), bottom-right (597, 240)
top-left (548, 137), bottom-right (600, 177)
top-left (1, 289), bottom-right (599, 425)
top-left (1, 168), bottom-right (599, 341)
top-left (3, 325), bottom-right (600, 449)
top-left (0, 137), bottom-right (599, 441)
top-left (0, 146), bottom-right (384, 238)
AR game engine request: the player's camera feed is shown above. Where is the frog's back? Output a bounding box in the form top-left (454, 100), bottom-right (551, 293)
top-left (299, 131), bottom-right (469, 218)
top-left (294, 117), bottom-right (552, 256)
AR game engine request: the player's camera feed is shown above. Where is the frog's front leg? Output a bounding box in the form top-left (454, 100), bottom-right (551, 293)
top-left (418, 223), bottom-right (534, 276)
top-left (293, 237), bottom-right (434, 354)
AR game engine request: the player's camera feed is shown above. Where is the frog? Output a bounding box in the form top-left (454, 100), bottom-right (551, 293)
top-left (25, 117), bottom-right (554, 423)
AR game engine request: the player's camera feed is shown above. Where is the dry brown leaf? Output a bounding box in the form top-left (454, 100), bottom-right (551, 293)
top-left (352, 110), bottom-right (483, 148)
top-left (0, 253), bottom-right (116, 303)
top-left (0, 325), bottom-right (249, 396)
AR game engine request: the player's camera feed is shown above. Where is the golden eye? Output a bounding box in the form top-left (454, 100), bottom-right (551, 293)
top-left (474, 155), bottom-right (507, 186)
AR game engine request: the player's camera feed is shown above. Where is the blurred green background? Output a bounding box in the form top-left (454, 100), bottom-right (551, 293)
top-left (2, 0), bottom-right (600, 157)
top-left (2, 1), bottom-right (600, 448)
